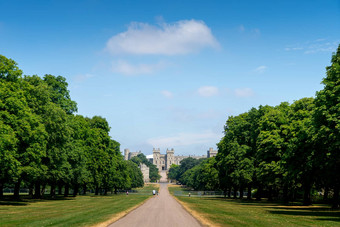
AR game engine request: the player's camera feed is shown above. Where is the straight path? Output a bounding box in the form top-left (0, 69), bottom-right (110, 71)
top-left (108, 183), bottom-right (201, 227)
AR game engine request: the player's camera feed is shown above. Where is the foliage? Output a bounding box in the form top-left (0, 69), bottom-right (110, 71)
top-left (130, 153), bottom-right (161, 182)
top-left (126, 160), bottom-right (144, 188)
top-left (0, 55), bottom-right (133, 199)
top-left (214, 44), bottom-right (340, 207)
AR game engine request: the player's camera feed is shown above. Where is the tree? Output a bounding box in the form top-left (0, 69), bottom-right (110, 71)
top-left (0, 55), bottom-right (22, 82)
top-left (196, 157), bottom-right (219, 191)
top-left (24, 75), bottom-right (71, 198)
top-left (126, 160), bottom-right (144, 188)
top-left (43, 75), bottom-right (77, 114)
top-left (0, 57), bottom-right (48, 198)
top-left (66, 115), bottom-right (90, 196)
top-left (0, 120), bottom-right (18, 197)
top-left (314, 44), bottom-right (340, 208)
top-left (283, 97), bottom-right (315, 205)
top-left (256, 103), bottom-right (290, 201)
top-left (131, 153), bottom-right (160, 182)
top-left (85, 116), bottom-right (112, 195)
top-left (178, 157), bottom-right (204, 183)
top-left (168, 164), bottom-right (180, 181)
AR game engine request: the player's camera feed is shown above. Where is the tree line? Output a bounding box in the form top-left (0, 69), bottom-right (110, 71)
top-left (0, 55), bottom-right (145, 199)
top-left (169, 44), bottom-right (340, 208)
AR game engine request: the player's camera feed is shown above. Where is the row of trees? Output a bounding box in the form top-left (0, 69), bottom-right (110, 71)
top-left (0, 55), bottom-right (144, 198)
top-left (168, 44), bottom-right (339, 208)
top-left (168, 157), bottom-right (218, 191)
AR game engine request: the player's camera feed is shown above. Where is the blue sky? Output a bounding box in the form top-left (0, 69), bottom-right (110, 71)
top-left (1, 0), bottom-right (339, 156)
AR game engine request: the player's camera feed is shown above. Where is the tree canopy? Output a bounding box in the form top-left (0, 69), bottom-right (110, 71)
top-left (0, 55), bottom-right (140, 198)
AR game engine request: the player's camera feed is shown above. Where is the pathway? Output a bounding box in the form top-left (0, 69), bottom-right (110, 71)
top-left (108, 183), bottom-right (201, 227)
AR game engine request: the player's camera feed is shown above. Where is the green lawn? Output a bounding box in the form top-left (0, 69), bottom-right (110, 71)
top-left (168, 185), bottom-right (340, 227)
top-left (0, 184), bottom-right (159, 227)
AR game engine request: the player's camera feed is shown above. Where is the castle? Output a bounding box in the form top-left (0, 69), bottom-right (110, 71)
top-left (124, 148), bottom-right (217, 172)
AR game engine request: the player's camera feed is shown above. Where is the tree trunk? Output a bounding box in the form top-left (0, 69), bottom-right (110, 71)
top-left (303, 183), bottom-right (312, 206)
top-left (292, 188), bottom-right (297, 201)
top-left (233, 186), bottom-right (237, 199)
top-left (83, 184), bottom-right (87, 195)
top-left (268, 186), bottom-right (273, 201)
top-left (323, 187), bottom-right (329, 202)
top-left (283, 184), bottom-right (288, 203)
top-left (58, 183), bottom-right (63, 195)
top-left (95, 185), bottom-right (99, 195)
top-left (64, 184), bottom-right (69, 197)
top-left (73, 184), bottom-right (79, 197)
top-left (239, 186), bottom-right (244, 199)
top-left (227, 187), bottom-right (231, 198)
top-left (247, 184), bottom-right (252, 200)
top-left (0, 182), bottom-right (3, 198)
top-left (256, 185), bottom-right (262, 201)
top-left (50, 184), bottom-right (56, 198)
top-left (41, 184), bottom-right (46, 196)
top-left (332, 184), bottom-right (339, 209)
top-left (14, 180), bottom-right (21, 199)
top-left (29, 183), bottom-right (34, 197)
top-left (34, 182), bottom-right (41, 199)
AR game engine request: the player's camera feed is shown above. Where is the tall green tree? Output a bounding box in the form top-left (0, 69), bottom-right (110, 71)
top-left (24, 75), bottom-right (71, 198)
top-left (283, 97), bottom-right (315, 205)
top-left (126, 160), bottom-right (144, 188)
top-left (314, 44), bottom-right (340, 208)
top-left (0, 56), bottom-right (48, 198)
top-left (43, 75), bottom-right (77, 114)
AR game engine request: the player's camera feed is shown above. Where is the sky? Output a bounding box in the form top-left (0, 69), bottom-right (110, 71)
top-left (1, 0), bottom-right (339, 156)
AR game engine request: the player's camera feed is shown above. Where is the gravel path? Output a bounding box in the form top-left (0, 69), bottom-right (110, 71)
top-left (108, 183), bottom-right (201, 227)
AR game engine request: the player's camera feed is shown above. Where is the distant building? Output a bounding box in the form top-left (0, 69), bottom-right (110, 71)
top-left (124, 149), bottom-right (141, 160)
top-left (124, 147), bottom-right (218, 172)
top-left (139, 163), bottom-right (149, 183)
top-left (207, 147), bottom-right (218, 158)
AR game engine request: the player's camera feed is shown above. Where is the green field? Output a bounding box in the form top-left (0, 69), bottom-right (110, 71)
top-left (0, 184), bottom-right (159, 227)
top-left (168, 185), bottom-right (340, 227)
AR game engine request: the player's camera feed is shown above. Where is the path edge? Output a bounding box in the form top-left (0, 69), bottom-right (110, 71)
top-left (91, 195), bottom-right (154, 227)
top-left (167, 185), bottom-right (215, 227)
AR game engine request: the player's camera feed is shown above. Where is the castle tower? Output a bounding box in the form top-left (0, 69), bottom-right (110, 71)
top-left (124, 148), bottom-right (130, 160)
top-left (207, 147), bottom-right (218, 158)
top-left (153, 148), bottom-right (161, 171)
top-left (166, 148), bottom-right (175, 170)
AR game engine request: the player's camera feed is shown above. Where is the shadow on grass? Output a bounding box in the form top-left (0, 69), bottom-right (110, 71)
top-left (0, 195), bottom-right (74, 206)
top-left (268, 209), bottom-right (340, 222)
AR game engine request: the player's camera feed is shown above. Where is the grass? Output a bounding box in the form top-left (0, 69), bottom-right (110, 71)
top-left (0, 184), bottom-right (159, 227)
top-left (168, 185), bottom-right (340, 227)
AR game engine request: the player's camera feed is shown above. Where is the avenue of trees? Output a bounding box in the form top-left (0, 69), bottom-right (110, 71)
top-left (169, 44), bottom-right (340, 208)
top-left (0, 55), bottom-right (144, 198)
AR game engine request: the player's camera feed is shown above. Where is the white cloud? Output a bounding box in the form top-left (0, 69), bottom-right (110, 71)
top-left (112, 60), bottom-right (165, 75)
top-left (161, 90), bottom-right (173, 98)
top-left (198, 86), bottom-right (219, 97)
top-left (147, 131), bottom-right (222, 147)
top-left (73, 73), bottom-right (94, 83)
top-left (106, 19), bottom-right (219, 55)
top-left (285, 39), bottom-right (339, 54)
top-left (254, 65), bottom-right (267, 74)
top-left (234, 88), bottom-right (255, 97)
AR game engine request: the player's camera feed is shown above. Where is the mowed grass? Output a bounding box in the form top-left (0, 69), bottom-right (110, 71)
top-left (168, 185), bottom-right (340, 227)
top-left (0, 184), bottom-right (159, 227)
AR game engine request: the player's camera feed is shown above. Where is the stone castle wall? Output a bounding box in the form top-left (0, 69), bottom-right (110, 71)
top-left (124, 148), bottom-right (217, 172)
